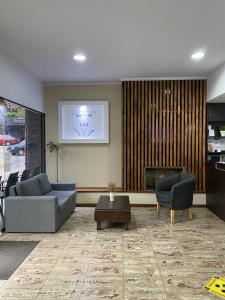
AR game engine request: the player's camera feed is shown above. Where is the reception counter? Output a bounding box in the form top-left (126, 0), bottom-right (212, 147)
top-left (206, 161), bottom-right (225, 221)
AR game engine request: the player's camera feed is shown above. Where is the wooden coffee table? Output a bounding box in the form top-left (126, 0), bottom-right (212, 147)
top-left (94, 195), bottom-right (131, 230)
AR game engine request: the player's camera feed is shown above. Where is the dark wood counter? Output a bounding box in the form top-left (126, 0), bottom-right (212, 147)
top-left (206, 161), bottom-right (225, 221)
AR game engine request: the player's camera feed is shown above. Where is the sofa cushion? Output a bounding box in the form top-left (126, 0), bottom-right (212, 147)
top-left (46, 190), bottom-right (75, 198)
top-left (16, 177), bottom-right (42, 196)
top-left (46, 190), bottom-right (75, 212)
top-left (37, 173), bottom-right (52, 194)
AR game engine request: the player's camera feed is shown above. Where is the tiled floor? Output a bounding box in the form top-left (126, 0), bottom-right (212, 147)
top-left (0, 207), bottom-right (224, 299)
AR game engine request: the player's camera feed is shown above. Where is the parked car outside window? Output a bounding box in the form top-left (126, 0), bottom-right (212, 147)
top-left (0, 134), bottom-right (19, 146)
top-left (8, 140), bottom-right (25, 155)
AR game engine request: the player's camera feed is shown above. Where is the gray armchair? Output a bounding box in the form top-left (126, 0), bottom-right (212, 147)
top-left (155, 173), bottom-right (196, 223)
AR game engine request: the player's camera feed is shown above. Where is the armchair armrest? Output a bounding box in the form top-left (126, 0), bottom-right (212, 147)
top-left (155, 173), bottom-right (180, 191)
top-left (170, 176), bottom-right (195, 210)
top-left (51, 182), bottom-right (76, 191)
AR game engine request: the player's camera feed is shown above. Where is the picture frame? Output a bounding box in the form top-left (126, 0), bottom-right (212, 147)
top-left (58, 101), bottom-right (109, 144)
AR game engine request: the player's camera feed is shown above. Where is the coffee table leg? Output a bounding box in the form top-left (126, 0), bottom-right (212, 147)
top-left (124, 222), bottom-right (129, 230)
top-left (97, 221), bottom-right (101, 230)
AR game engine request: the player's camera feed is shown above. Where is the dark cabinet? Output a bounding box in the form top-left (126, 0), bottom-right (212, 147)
top-left (207, 103), bottom-right (225, 122)
top-left (206, 103), bottom-right (225, 221)
top-left (206, 162), bottom-right (225, 221)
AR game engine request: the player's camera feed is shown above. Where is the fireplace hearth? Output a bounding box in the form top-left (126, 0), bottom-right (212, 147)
top-left (144, 167), bottom-right (183, 191)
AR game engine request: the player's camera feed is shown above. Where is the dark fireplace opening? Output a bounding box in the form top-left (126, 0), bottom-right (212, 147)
top-left (144, 167), bottom-right (183, 191)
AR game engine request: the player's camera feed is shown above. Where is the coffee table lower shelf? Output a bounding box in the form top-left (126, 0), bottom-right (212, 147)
top-left (94, 195), bottom-right (131, 230)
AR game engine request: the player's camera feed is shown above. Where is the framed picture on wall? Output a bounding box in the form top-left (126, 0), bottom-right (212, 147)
top-left (58, 101), bottom-right (109, 143)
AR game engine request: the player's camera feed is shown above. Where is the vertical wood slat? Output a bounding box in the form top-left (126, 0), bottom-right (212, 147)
top-left (191, 81), bottom-right (196, 178)
top-left (202, 80), bottom-right (206, 191)
top-left (133, 81), bottom-right (137, 190)
top-left (159, 81), bottom-right (163, 166)
top-left (177, 81), bottom-right (181, 166)
top-left (155, 81), bottom-right (159, 166)
top-left (173, 81), bottom-right (177, 167)
top-left (151, 82), bottom-right (155, 166)
top-left (141, 81), bottom-right (145, 190)
top-left (162, 81), bottom-right (166, 166)
top-left (199, 80), bottom-right (203, 191)
top-left (195, 81), bottom-right (199, 190)
top-left (122, 79), bottom-right (206, 192)
top-left (122, 81), bottom-right (126, 190)
top-left (166, 81), bottom-right (170, 166)
top-left (170, 80), bottom-right (174, 166)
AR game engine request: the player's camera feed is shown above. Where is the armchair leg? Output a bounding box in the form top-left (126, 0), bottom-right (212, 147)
top-left (170, 210), bottom-right (175, 224)
top-left (188, 208), bottom-right (192, 220)
top-left (157, 203), bottom-right (160, 214)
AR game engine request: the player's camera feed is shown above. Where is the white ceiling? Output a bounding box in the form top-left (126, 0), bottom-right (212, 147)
top-left (0, 0), bottom-right (225, 82)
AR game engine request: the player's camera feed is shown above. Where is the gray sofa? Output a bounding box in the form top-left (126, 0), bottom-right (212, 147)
top-left (5, 173), bottom-right (76, 233)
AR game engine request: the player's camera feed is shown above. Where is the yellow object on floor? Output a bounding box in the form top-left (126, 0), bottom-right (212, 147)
top-left (203, 276), bottom-right (225, 299)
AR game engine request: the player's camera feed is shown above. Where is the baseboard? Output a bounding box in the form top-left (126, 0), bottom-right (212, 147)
top-left (76, 203), bottom-right (206, 208)
top-left (77, 187), bottom-right (205, 194)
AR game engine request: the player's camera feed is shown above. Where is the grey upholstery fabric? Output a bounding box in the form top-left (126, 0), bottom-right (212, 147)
top-left (156, 191), bottom-right (170, 208)
top-left (156, 173), bottom-right (195, 211)
top-left (5, 196), bottom-right (58, 232)
top-left (155, 173), bottom-right (180, 191)
top-left (16, 177), bottom-right (42, 196)
top-left (51, 183), bottom-right (76, 191)
top-left (46, 190), bottom-right (75, 198)
top-left (5, 174), bottom-right (76, 233)
top-left (36, 173), bottom-right (52, 194)
top-left (9, 186), bottom-right (17, 196)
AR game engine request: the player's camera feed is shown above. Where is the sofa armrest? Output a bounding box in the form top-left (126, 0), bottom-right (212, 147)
top-left (51, 182), bottom-right (76, 191)
top-left (5, 196), bottom-right (58, 232)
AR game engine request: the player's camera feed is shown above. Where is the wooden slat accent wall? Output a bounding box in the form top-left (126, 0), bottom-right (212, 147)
top-left (122, 80), bottom-right (206, 192)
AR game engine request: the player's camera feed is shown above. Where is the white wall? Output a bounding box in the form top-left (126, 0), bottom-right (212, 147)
top-left (0, 49), bottom-right (43, 112)
top-left (207, 62), bottom-right (225, 102)
top-left (45, 84), bottom-right (121, 186)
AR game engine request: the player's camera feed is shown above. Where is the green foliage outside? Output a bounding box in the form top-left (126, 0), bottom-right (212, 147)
top-left (5, 108), bottom-right (25, 119)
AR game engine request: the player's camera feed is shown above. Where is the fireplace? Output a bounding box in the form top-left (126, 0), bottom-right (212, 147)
top-left (144, 167), bottom-right (183, 191)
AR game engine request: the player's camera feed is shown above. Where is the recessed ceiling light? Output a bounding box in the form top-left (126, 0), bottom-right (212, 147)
top-left (191, 50), bottom-right (205, 60)
top-left (73, 54), bottom-right (86, 62)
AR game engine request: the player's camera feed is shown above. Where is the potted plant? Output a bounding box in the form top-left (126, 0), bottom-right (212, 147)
top-left (220, 125), bottom-right (225, 137)
top-left (46, 141), bottom-right (61, 181)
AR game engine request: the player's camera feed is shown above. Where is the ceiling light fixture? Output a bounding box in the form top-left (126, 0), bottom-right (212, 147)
top-left (191, 50), bottom-right (205, 60)
top-left (73, 54), bottom-right (86, 62)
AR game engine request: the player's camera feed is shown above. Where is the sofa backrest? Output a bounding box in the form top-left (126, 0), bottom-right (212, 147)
top-left (35, 173), bottom-right (52, 194)
top-left (10, 173), bottom-right (52, 197)
top-left (16, 177), bottom-right (42, 196)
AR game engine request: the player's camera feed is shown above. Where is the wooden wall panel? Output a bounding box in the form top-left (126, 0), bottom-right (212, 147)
top-left (122, 79), bottom-right (206, 192)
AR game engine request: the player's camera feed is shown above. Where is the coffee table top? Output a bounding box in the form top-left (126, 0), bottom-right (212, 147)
top-left (96, 195), bottom-right (130, 211)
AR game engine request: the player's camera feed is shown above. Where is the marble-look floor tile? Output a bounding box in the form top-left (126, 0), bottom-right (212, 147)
top-left (124, 289), bottom-right (166, 300)
top-left (3, 273), bottom-right (47, 290)
top-left (0, 207), bottom-right (225, 300)
top-left (80, 284), bottom-right (123, 300)
top-left (0, 288), bottom-right (39, 300)
top-left (36, 286), bottom-right (81, 299)
top-left (0, 280), bottom-right (7, 288)
top-left (87, 262), bottom-right (122, 277)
